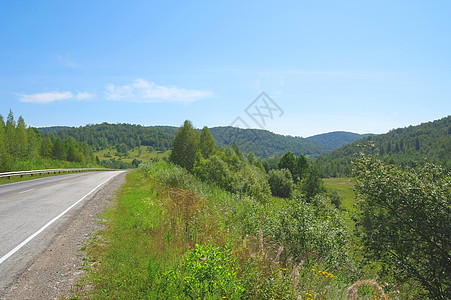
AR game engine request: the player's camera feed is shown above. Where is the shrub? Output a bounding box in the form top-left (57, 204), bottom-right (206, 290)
top-left (354, 151), bottom-right (451, 299)
top-left (193, 154), bottom-right (233, 190)
top-left (268, 168), bottom-right (294, 198)
top-left (232, 165), bottom-right (271, 202)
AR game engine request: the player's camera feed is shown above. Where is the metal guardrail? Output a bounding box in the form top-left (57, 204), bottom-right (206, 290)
top-left (0, 168), bottom-right (112, 179)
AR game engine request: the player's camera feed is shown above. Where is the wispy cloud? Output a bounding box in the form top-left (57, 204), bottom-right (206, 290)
top-left (75, 92), bottom-right (95, 100)
top-left (104, 79), bottom-right (213, 103)
top-left (19, 91), bottom-right (95, 103)
top-left (57, 54), bottom-right (78, 69)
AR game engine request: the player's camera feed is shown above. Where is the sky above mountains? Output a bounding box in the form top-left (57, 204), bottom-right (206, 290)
top-left (1, 0), bottom-right (450, 137)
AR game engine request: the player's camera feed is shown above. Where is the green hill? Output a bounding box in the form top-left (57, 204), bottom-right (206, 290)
top-left (41, 123), bottom-right (369, 159)
top-left (306, 131), bottom-right (373, 151)
top-left (316, 116), bottom-right (451, 177)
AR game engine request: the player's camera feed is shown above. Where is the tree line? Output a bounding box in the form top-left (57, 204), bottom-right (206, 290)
top-left (0, 110), bottom-right (95, 172)
top-left (169, 120), bottom-right (324, 201)
top-left (42, 123), bottom-right (175, 152)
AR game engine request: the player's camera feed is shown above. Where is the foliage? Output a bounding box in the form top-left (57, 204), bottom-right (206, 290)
top-left (178, 244), bottom-right (244, 299)
top-left (199, 126), bottom-right (215, 158)
top-left (353, 150), bottom-right (451, 299)
top-left (233, 164), bottom-right (271, 202)
top-left (301, 163), bottom-right (325, 200)
top-left (278, 152), bottom-right (296, 175)
top-left (41, 123), bottom-right (175, 152)
top-left (317, 115), bottom-right (451, 177)
top-left (0, 110), bottom-right (95, 172)
top-left (268, 168), bottom-right (294, 198)
top-left (193, 154), bottom-right (233, 190)
top-left (277, 152), bottom-right (309, 183)
top-left (169, 120), bottom-right (200, 171)
top-left (79, 160), bottom-right (362, 299)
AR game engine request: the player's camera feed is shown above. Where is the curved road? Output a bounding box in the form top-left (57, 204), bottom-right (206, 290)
top-left (0, 171), bottom-right (124, 295)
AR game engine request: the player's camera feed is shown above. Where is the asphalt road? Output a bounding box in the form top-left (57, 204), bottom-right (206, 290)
top-left (0, 171), bottom-right (124, 295)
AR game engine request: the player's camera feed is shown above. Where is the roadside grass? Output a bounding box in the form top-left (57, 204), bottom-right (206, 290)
top-left (77, 164), bottom-right (393, 299)
top-left (94, 146), bottom-right (170, 164)
top-left (79, 170), bottom-right (166, 299)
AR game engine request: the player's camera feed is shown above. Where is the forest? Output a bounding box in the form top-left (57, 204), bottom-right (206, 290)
top-left (0, 110), bottom-right (96, 172)
top-left (316, 116), bottom-right (451, 177)
top-left (40, 123), bottom-right (369, 160)
top-left (75, 120), bottom-right (449, 299)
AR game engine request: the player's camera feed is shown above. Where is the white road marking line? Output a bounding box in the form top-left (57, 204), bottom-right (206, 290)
top-left (0, 172), bottom-right (122, 266)
top-left (19, 189), bottom-right (34, 194)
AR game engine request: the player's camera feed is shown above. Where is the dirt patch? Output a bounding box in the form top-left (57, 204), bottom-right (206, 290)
top-left (3, 171), bottom-right (127, 300)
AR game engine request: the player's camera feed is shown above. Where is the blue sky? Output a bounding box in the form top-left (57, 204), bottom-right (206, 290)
top-left (1, 0), bottom-right (450, 137)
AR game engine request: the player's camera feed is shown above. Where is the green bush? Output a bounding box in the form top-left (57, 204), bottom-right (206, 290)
top-left (268, 168), bottom-right (294, 198)
top-left (193, 154), bottom-right (233, 190)
top-left (232, 165), bottom-right (271, 202)
top-left (354, 151), bottom-right (451, 299)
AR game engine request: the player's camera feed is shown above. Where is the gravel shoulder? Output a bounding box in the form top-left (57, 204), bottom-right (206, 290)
top-left (2, 171), bottom-right (127, 300)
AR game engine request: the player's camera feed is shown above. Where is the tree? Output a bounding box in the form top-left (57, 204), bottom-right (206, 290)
top-left (268, 168), bottom-right (293, 198)
top-left (0, 115), bottom-right (5, 157)
top-left (199, 126), bottom-right (215, 158)
top-left (353, 151), bottom-right (450, 299)
top-left (193, 154), bottom-right (232, 190)
top-left (5, 109), bottom-right (16, 155)
top-left (301, 164), bottom-right (324, 200)
top-left (278, 152), bottom-right (296, 175)
top-left (16, 116), bottom-right (28, 158)
top-left (170, 120), bottom-right (200, 171)
top-left (294, 154), bottom-right (309, 182)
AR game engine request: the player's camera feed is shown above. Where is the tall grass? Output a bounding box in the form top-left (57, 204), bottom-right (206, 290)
top-left (77, 161), bottom-right (393, 299)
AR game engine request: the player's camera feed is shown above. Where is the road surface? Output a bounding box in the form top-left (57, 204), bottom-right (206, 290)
top-left (0, 171), bottom-right (124, 295)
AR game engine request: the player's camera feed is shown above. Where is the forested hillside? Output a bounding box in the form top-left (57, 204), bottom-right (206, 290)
top-left (41, 123), bottom-right (368, 159)
top-left (42, 123), bottom-right (175, 152)
top-left (316, 116), bottom-right (451, 177)
top-left (0, 110), bottom-right (96, 172)
top-left (307, 131), bottom-right (373, 151)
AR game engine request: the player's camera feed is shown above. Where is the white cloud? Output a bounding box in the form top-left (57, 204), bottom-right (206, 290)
top-left (18, 91), bottom-right (95, 103)
top-left (19, 91), bottom-right (74, 103)
top-left (75, 92), bottom-right (95, 100)
top-left (104, 79), bottom-right (213, 103)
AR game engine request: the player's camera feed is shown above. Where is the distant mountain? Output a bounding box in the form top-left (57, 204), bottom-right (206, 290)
top-left (306, 131), bottom-right (373, 151)
top-left (39, 123), bottom-right (369, 158)
top-left (316, 116), bottom-right (451, 177)
top-left (210, 127), bottom-right (323, 158)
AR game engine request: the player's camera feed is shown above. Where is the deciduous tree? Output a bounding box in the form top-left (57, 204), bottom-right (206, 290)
top-left (354, 151), bottom-right (450, 299)
top-left (170, 120), bottom-right (200, 171)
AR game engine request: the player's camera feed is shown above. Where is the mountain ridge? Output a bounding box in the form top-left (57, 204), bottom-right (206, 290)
top-left (39, 123), bottom-right (369, 158)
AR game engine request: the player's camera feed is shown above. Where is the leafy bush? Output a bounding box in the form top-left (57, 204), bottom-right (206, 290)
top-left (268, 168), bottom-right (294, 198)
top-left (193, 154), bottom-right (233, 190)
top-left (181, 244), bottom-right (244, 299)
top-left (264, 195), bottom-right (350, 268)
top-left (232, 165), bottom-right (271, 202)
top-left (354, 151), bottom-right (451, 299)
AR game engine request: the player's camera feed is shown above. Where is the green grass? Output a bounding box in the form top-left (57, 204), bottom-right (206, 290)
top-left (77, 164), bottom-right (357, 299)
top-left (323, 177), bottom-right (356, 212)
top-left (95, 146), bottom-right (170, 163)
top-left (78, 170), bottom-right (162, 299)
